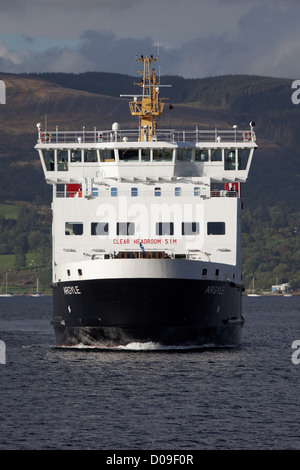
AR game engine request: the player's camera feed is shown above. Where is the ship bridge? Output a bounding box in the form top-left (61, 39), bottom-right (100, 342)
top-left (35, 54), bottom-right (256, 190)
top-left (35, 122), bottom-right (257, 189)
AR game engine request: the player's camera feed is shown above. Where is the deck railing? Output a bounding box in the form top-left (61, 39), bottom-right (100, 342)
top-left (55, 189), bottom-right (238, 199)
top-left (38, 127), bottom-right (256, 145)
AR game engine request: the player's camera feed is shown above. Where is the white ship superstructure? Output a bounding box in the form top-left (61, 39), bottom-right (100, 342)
top-left (35, 55), bottom-right (257, 347)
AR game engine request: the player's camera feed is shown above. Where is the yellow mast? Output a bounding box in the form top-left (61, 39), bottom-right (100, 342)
top-left (128, 55), bottom-right (168, 142)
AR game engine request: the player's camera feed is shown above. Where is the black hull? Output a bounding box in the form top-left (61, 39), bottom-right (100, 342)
top-left (52, 278), bottom-right (244, 348)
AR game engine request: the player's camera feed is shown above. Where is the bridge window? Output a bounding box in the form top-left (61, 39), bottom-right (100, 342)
top-left (57, 149), bottom-right (68, 171)
top-left (141, 149), bottom-right (150, 161)
top-left (194, 187), bottom-right (200, 196)
top-left (111, 187), bottom-right (118, 197)
top-left (42, 149), bottom-right (55, 171)
top-left (84, 149), bottom-right (97, 162)
top-left (153, 148), bottom-right (173, 161)
top-left (195, 149), bottom-right (209, 162)
top-left (154, 187), bottom-right (161, 197)
top-left (119, 149), bottom-right (139, 161)
top-left (131, 187), bottom-right (138, 197)
top-left (238, 149), bottom-right (250, 170)
top-left (211, 149), bottom-right (222, 161)
top-left (177, 148), bottom-right (192, 161)
top-left (71, 150), bottom-right (82, 163)
top-left (175, 187), bottom-right (181, 196)
top-left (224, 149), bottom-right (236, 170)
top-left (207, 222), bottom-right (225, 235)
top-left (65, 222), bottom-right (83, 236)
top-left (100, 149), bottom-right (115, 162)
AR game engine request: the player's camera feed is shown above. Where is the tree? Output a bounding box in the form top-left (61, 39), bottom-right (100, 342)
top-left (14, 246), bottom-right (27, 270)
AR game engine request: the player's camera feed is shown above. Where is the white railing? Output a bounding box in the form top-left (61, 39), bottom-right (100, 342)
top-left (38, 127), bottom-right (256, 145)
top-left (55, 189), bottom-right (239, 199)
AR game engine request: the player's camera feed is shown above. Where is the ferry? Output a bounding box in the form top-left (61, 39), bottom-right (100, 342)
top-left (35, 55), bottom-right (257, 347)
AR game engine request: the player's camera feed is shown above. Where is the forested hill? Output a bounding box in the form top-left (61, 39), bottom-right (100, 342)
top-left (25, 71), bottom-right (290, 111)
top-left (26, 71), bottom-right (294, 135)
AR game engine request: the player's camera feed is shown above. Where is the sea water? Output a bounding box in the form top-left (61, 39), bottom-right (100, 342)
top-left (0, 295), bottom-right (300, 450)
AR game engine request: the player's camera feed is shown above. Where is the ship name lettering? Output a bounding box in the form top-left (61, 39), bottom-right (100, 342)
top-left (63, 286), bottom-right (81, 295)
top-left (205, 285), bottom-right (225, 295)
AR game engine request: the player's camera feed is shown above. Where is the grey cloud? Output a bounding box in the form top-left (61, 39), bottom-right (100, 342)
top-left (164, 2), bottom-right (300, 79)
top-left (78, 30), bottom-right (157, 74)
top-left (1, 1), bottom-right (300, 79)
top-left (0, 32), bottom-right (158, 74)
top-left (0, 0), bottom-right (142, 11)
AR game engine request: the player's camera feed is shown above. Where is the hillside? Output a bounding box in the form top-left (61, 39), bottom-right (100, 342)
top-left (0, 71), bottom-right (299, 291)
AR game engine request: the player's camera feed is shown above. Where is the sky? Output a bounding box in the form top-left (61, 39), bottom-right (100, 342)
top-left (0, 0), bottom-right (300, 79)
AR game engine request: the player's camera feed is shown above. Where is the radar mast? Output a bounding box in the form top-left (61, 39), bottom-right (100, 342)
top-left (122, 55), bottom-right (170, 142)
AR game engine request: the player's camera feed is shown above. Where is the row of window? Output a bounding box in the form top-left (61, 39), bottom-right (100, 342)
top-left (65, 221), bottom-right (226, 236)
top-left (57, 184), bottom-right (221, 198)
top-left (42, 148), bottom-right (250, 171)
top-left (111, 186), bottom-right (206, 197)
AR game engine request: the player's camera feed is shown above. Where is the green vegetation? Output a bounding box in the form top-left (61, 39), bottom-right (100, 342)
top-left (0, 202), bottom-right (51, 294)
top-left (242, 204), bottom-right (300, 292)
top-left (0, 203), bottom-right (19, 219)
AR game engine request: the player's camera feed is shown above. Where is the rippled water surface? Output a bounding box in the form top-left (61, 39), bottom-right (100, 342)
top-left (1, 295), bottom-right (300, 450)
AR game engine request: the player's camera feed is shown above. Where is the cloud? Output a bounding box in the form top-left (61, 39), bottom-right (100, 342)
top-left (0, 31), bottom-right (156, 74)
top-left (163, 2), bottom-right (300, 79)
top-left (0, 0), bottom-right (138, 10)
top-left (78, 30), bottom-right (158, 74)
top-left (0, 0), bottom-right (300, 79)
